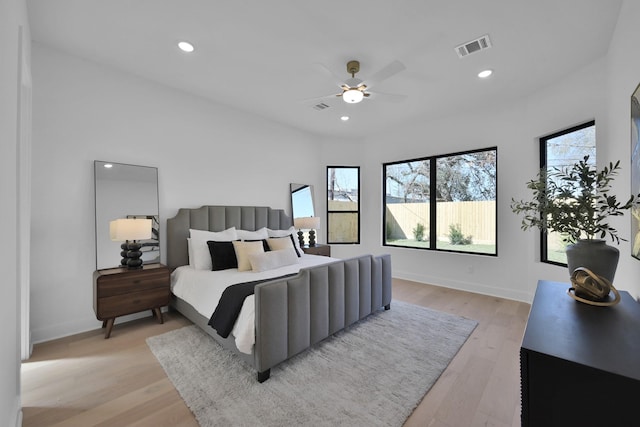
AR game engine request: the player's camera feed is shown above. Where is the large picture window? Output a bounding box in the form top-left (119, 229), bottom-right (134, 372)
top-left (384, 147), bottom-right (497, 255)
top-left (327, 166), bottom-right (360, 244)
top-left (540, 121), bottom-right (596, 265)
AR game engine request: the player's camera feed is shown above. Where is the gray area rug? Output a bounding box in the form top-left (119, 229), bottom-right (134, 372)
top-left (146, 300), bottom-right (477, 427)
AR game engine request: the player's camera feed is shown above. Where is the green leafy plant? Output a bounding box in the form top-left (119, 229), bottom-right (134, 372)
top-left (413, 222), bottom-right (425, 241)
top-left (511, 156), bottom-right (638, 244)
top-left (448, 223), bottom-right (472, 245)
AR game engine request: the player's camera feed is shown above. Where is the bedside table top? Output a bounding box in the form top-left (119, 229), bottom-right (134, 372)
top-left (96, 263), bottom-right (167, 275)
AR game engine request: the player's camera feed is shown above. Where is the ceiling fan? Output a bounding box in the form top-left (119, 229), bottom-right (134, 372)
top-left (309, 59), bottom-right (407, 104)
top-left (340, 60), bottom-right (370, 103)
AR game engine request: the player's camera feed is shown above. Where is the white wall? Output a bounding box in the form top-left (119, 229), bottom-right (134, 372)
top-left (30, 44), bottom-right (322, 343)
top-left (1, 0), bottom-right (29, 425)
top-left (323, 57), bottom-right (612, 303)
top-left (603, 0), bottom-right (640, 299)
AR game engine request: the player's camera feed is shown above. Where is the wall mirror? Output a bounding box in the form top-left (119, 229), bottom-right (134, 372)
top-left (94, 161), bottom-right (160, 269)
top-left (631, 83), bottom-right (640, 260)
top-left (290, 183), bottom-right (315, 219)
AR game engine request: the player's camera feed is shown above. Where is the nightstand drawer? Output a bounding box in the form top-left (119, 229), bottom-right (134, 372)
top-left (97, 287), bottom-right (170, 319)
top-left (97, 269), bottom-right (169, 297)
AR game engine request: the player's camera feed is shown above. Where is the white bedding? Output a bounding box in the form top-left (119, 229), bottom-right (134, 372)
top-left (171, 254), bottom-right (338, 354)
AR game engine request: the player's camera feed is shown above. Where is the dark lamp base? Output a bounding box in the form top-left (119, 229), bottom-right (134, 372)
top-left (125, 241), bottom-right (144, 269)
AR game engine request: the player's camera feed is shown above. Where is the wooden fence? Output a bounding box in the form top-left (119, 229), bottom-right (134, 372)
top-left (386, 201), bottom-right (496, 244)
top-left (325, 200), bottom-right (495, 244)
top-left (327, 200), bottom-right (358, 242)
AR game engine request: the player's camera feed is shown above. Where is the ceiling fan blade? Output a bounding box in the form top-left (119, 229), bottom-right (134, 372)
top-left (368, 90), bottom-right (407, 102)
top-left (365, 60), bottom-right (406, 87)
top-left (299, 93), bottom-right (341, 103)
top-left (314, 62), bottom-right (347, 86)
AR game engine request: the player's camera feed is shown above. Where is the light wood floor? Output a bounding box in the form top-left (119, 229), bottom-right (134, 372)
top-left (21, 279), bottom-right (530, 427)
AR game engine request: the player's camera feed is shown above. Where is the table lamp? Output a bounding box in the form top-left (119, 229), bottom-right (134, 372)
top-left (110, 218), bottom-right (152, 269)
top-left (293, 217), bottom-right (321, 247)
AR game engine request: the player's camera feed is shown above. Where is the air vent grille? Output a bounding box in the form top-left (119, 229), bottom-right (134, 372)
top-left (455, 34), bottom-right (492, 58)
top-left (313, 102), bottom-right (330, 111)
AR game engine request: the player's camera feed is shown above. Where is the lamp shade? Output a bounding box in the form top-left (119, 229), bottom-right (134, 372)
top-left (342, 89), bottom-right (364, 104)
top-left (294, 216), bottom-right (320, 230)
top-left (110, 218), bottom-right (152, 241)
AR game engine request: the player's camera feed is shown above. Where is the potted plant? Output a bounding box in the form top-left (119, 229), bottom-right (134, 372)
top-left (511, 156), bottom-right (638, 300)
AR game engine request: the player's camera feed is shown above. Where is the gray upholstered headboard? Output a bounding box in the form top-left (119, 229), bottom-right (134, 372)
top-left (166, 205), bottom-right (292, 269)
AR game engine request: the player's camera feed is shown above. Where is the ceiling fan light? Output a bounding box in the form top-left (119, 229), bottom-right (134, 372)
top-left (343, 89), bottom-right (364, 104)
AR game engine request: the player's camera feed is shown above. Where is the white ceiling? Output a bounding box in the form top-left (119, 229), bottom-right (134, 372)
top-left (27, 0), bottom-right (622, 139)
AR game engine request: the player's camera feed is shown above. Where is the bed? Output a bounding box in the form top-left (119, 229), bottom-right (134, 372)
top-left (166, 205), bottom-right (392, 382)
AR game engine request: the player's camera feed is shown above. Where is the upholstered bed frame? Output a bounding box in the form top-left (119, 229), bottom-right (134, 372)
top-left (166, 205), bottom-right (392, 382)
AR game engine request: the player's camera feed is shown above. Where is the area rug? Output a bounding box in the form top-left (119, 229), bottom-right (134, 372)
top-left (146, 300), bottom-right (477, 427)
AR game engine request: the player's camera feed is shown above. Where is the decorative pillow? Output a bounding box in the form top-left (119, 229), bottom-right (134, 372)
top-left (189, 227), bottom-right (238, 270)
top-left (267, 236), bottom-right (297, 253)
top-left (249, 248), bottom-right (299, 273)
top-left (237, 227), bottom-right (269, 241)
top-left (206, 241), bottom-right (238, 271)
top-left (267, 227), bottom-right (303, 256)
top-left (245, 239), bottom-right (270, 252)
top-left (232, 240), bottom-right (265, 271)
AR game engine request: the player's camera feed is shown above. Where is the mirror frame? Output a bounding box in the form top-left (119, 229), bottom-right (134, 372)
top-left (94, 160), bottom-right (160, 270)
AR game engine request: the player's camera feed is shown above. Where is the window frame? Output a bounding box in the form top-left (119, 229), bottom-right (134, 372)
top-left (382, 146), bottom-right (498, 256)
top-left (539, 120), bottom-right (596, 266)
top-left (326, 166), bottom-right (360, 244)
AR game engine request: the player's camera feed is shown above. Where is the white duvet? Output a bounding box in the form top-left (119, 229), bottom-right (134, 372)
top-left (171, 254), bottom-right (337, 354)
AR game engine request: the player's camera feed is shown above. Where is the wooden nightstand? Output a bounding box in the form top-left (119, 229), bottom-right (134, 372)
top-left (93, 263), bottom-right (170, 338)
top-left (301, 244), bottom-right (331, 257)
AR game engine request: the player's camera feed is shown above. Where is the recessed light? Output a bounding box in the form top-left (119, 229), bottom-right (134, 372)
top-left (478, 69), bottom-right (493, 78)
top-left (103, 164), bottom-right (113, 169)
top-left (178, 41), bottom-right (195, 53)
top-left (340, 116), bottom-right (350, 121)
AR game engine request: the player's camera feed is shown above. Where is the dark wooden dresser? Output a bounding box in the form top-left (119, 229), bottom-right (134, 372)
top-left (93, 263), bottom-right (170, 338)
top-left (520, 280), bottom-right (640, 427)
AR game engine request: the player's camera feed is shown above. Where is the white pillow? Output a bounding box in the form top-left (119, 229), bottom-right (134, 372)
top-left (232, 240), bottom-right (265, 272)
top-left (249, 248), bottom-right (299, 272)
top-left (187, 237), bottom-right (194, 268)
top-left (267, 226), bottom-right (303, 255)
top-left (189, 227), bottom-right (238, 270)
top-left (237, 227), bottom-right (269, 241)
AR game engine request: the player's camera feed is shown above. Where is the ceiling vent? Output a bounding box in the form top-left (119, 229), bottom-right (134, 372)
top-left (313, 102), bottom-right (330, 111)
top-left (455, 34), bottom-right (492, 58)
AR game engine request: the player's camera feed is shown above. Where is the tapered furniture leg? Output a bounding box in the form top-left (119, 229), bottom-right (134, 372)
top-left (104, 318), bottom-right (114, 339)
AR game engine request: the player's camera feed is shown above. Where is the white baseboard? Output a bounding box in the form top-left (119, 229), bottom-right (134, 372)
top-left (393, 270), bottom-right (533, 303)
top-left (30, 308), bottom-right (167, 345)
